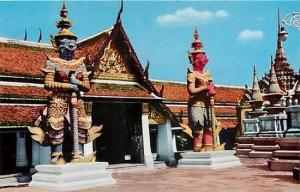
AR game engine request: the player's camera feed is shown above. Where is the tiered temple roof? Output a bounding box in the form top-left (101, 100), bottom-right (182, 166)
top-left (152, 80), bottom-right (245, 128)
top-left (0, 4), bottom-right (244, 131)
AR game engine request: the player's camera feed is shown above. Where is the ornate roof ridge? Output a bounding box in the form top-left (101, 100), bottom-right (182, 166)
top-left (77, 26), bottom-right (114, 45)
top-left (0, 37), bottom-right (53, 49)
top-left (151, 79), bottom-right (187, 85)
top-left (0, 26), bottom-right (113, 49)
top-left (115, 23), bottom-right (161, 97)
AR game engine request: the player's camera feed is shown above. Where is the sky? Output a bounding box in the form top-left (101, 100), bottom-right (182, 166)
top-left (0, 1), bottom-right (299, 87)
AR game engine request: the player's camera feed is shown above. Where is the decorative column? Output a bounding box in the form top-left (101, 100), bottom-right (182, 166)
top-left (16, 131), bottom-right (28, 167)
top-left (172, 134), bottom-right (178, 152)
top-left (157, 120), bottom-right (176, 163)
top-left (141, 103), bottom-right (154, 168)
top-left (236, 104), bottom-right (252, 136)
top-left (84, 110), bottom-right (94, 156)
top-left (31, 141), bottom-right (51, 167)
top-left (285, 106), bottom-right (300, 137)
top-left (84, 142), bottom-right (94, 156)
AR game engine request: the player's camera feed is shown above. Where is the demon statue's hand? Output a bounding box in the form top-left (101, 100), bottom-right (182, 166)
top-left (68, 71), bottom-right (80, 92)
top-left (207, 83), bottom-right (216, 97)
top-left (70, 84), bottom-right (79, 92)
top-left (70, 76), bottom-right (81, 86)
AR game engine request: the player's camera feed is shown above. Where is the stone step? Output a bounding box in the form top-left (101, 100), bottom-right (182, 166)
top-left (253, 137), bottom-right (277, 145)
top-left (251, 145), bottom-right (279, 151)
top-left (268, 159), bottom-right (300, 171)
top-left (180, 150), bottom-right (236, 159)
top-left (235, 137), bottom-right (253, 144)
top-left (236, 144), bottom-right (254, 149)
top-left (30, 162), bottom-right (116, 191)
top-left (0, 173), bottom-right (30, 188)
top-left (249, 151), bottom-right (273, 158)
top-left (179, 156), bottom-right (239, 165)
top-left (236, 149), bottom-right (251, 156)
top-left (178, 151), bottom-right (241, 169)
top-left (273, 150), bottom-right (300, 158)
top-left (277, 138), bottom-right (300, 150)
top-left (178, 160), bottom-right (241, 170)
top-left (0, 177), bottom-right (17, 188)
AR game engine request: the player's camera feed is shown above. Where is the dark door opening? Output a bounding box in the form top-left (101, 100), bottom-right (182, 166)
top-left (0, 132), bottom-right (16, 174)
top-left (93, 103), bottom-right (143, 164)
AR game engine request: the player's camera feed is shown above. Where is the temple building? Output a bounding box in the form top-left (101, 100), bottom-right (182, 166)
top-left (237, 9), bottom-right (297, 136)
top-left (234, 9), bottom-right (300, 163)
top-left (0, 3), bottom-right (244, 174)
top-left (259, 11), bottom-right (296, 93)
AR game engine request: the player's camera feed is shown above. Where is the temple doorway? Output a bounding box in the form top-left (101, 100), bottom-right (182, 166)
top-left (93, 103), bottom-right (143, 164)
top-left (0, 132), bottom-right (16, 174)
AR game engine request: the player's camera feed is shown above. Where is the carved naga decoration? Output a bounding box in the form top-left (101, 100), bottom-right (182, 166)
top-left (187, 27), bottom-right (224, 152)
top-left (28, 3), bottom-right (102, 164)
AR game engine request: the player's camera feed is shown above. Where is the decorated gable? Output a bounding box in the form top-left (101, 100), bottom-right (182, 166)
top-left (93, 40), bottom-right (135, 81)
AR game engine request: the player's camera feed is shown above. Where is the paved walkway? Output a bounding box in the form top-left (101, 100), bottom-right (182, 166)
top-left (0, 158), bottom-right (299, 192)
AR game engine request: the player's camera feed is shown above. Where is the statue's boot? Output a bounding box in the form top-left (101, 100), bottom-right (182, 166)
top-left (70, 151), bottom-right (97, 163)
top-left (203, 129), bottom-right (213, 151)
top-left (193, 132), bottom-right (203, 152)
top-left (51, 152), bottom-right (66, 165)
top-left (214, 143), bottom-right (226, 151)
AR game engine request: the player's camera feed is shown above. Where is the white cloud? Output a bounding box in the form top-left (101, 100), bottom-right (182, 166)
top-left (238, 29), bottom-right (263, 42)
top-left (157, 7), bottom-right (229, 25)
top-left (215, 10), bottom-right (229, 18)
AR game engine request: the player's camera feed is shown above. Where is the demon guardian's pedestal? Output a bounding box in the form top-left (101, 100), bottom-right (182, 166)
top-left (179, 150), bottom-right (240, 169)
top-left (28, 3), bottom-right (115, 191)
top-left (30, 162), bottom-right (115, 191)
top-left (178, 28), bottom-right (240, 169)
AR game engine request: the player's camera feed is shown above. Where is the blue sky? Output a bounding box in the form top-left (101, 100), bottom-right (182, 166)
top-left (0, 1), bottom-right (299, 87)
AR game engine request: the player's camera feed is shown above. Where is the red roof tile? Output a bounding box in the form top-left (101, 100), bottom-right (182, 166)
top-left (153, 81), bottom-right (244, 104)
top-left (167, 106), bottom-right (187, 113)
top-left (218, 119), bottom-right (237, 128)
top-left (0, 105), bottom-right (45, 126)
top-left (0, 43), bottom-right (56, 77)
top-left (0, 85), bottom-right (48, 98)
top-left (153, 82), bottom-right (189, 102)
top-left (214, 87), bottom-right (245, 104)
top-left (180, 117), bottom-right (237, 129)
top-left (214, 107), bottom-right (236, 117)
top-left (0, 30), bottom-right (110, 78)
top-left (167, 105), bottom-right (236, 117)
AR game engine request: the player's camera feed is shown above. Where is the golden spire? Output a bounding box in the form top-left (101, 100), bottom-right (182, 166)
top-left (191, 26), bottom-right (204, 53)
top-left (251, 66), bottom-right (263, 101)
top-left (51, 2), bottom-right (77, 47)
top-left (275, 8), bottom-right (287, 63)
top-left (268, 55), bottom-right (284, 94)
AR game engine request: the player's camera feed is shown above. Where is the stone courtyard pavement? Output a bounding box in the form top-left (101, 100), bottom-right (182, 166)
top-left (1, 158), bottom-right (299, 192)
